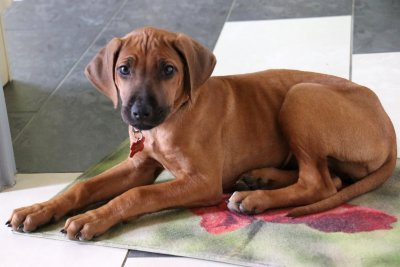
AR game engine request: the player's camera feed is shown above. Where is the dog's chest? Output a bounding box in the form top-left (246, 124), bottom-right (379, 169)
top-left (143, 130), bottom-right (187, 171)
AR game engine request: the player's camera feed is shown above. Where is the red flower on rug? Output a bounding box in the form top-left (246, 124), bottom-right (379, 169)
top-left (191, 196), bottom-right (397, 234)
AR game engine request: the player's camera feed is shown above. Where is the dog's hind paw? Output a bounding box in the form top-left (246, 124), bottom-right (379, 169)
top-left (227, 191), bottom-right (266, 215)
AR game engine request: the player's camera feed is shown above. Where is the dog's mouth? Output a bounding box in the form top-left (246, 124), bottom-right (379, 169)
top-left (121, 106), bottom-right (169, 131)
top-left (130, 121), bottom-right (159, 131)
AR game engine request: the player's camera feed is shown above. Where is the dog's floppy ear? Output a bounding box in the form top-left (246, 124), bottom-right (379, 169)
top-left (174, 34), bottom-right (216, 96)
top-left (85, 38), bottom-right (122, 109)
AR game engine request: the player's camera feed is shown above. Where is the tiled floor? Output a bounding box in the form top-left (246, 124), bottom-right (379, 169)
top-left (1, 0), bottom-right (399, 266)
top-left (3, 0), bottom-right (232, 173)
top-left (3, 0), bottom-right (399, 173)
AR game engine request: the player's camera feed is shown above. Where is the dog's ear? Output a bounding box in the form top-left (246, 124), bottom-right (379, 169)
top-left (85, 38), bottom-right (122, 109)
top-left (174, 34), bottom-right (216, 96)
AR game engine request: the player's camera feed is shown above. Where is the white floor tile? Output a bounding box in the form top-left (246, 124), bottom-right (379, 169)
top-left (124, 257), bottom-right (241, 267)
top-left (0, 173), bottom-right (128, 267)
top-left (212, 16), bottom-right (351, 79)
top-left (352, 52), bottom-right (400, 155)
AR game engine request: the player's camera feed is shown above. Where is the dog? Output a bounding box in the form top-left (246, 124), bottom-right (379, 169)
top-left (7, 27), bottom-right (397, 241)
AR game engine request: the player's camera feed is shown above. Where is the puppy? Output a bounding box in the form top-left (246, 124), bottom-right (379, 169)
top-left (7, 27), bottom-right (396, 240)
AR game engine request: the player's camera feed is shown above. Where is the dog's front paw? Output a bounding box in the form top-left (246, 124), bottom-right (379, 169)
top-left (227, 191), bottom-right (267, 215)
top-left (7, 202), bottom-right (61, 233)
top-left (234, 174), bottom-right (270, 191)
top-left (61, 207), bottom-right (119, 241)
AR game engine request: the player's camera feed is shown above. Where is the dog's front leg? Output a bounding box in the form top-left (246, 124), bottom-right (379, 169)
top-left (7, 155), bottom-right (161, 233)
top-left (62, 173), bottom-right (222, 240)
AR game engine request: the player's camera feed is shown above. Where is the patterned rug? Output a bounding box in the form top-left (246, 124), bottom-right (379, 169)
top-left (18, 140), bottom-right (400, 267)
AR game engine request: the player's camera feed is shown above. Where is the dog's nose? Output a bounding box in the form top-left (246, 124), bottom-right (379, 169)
top-left (131, 103), bottom-right (153, 120)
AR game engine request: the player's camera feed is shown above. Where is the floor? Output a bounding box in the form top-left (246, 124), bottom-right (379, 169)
top-left (1, 0), bottom-right (399, 266)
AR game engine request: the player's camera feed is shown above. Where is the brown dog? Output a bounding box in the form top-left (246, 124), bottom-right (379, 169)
top-left (7, 27), bottom-right (397, 241)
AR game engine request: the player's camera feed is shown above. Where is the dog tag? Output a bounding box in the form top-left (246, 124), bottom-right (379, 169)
top-left (129, 136), bottom-right (145, 158)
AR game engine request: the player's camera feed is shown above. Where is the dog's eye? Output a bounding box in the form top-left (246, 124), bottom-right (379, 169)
top-left (118, 65), bottom-right (131, 76)
top-left (163, 65), bottom-right (175, 77)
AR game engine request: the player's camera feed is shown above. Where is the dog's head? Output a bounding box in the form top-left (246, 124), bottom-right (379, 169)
top-left (85, 27), bottom-right (216, 130)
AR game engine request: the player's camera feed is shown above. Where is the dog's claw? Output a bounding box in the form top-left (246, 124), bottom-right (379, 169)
top-left (227, 200), bottom-right (242, 214)
top-left (239, 204), bottom-right (251, 215)
top-left (60, 229), bottom-right (66, 234)
top-left (5, 220), bottom-right (10, 225)
top-left (238, 203), bottom-right (259, 215)
top-left (17, 224), bottom-right (24, 232)
top-left (75, 232), bottom-right (81, 240)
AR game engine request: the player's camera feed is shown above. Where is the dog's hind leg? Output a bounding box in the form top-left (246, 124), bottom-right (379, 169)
top-left (227, 154), bottom-right (338, 215)
top-left (235, 167), bottom-right (343, 192)
top-left (228, 83), bottom-right (343, 214)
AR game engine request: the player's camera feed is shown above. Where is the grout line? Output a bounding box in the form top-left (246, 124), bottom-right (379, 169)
top-left (349, 0), bottom-right (355, 80)
top-left (210, 0), bottom-right (235, 51)
top-left (120, 250), bottom-right (129, 267)
top-left (12, 0), bottom-right (129, 143)
top-left (224, 0), bottom-right (236, 23)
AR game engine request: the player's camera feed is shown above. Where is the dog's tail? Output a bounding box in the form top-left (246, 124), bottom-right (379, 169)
top-left (287, 147), bottom-right (397, 217)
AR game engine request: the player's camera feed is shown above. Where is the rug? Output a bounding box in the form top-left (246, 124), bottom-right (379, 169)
top-left (17, 139), bottom-right (400, 267)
